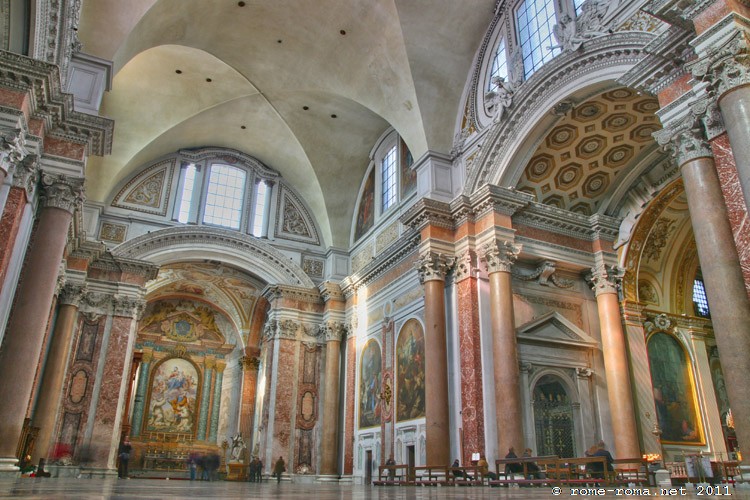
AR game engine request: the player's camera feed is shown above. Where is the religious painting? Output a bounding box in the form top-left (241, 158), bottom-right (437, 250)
top-left (648, 332), bottom-right (704, 444)
top-left (400, 137), bottom-right (416, 197)
top-left (354, 168), bottom-right (375, 241)
top-left (146, 358), bottom-right (200, 435)
top-left (396, 319), bottom-right (425, 421)
top-left (358, 339), bottom-right (382, 428)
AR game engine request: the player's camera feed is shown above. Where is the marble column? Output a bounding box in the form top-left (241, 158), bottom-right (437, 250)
top-left (587, 262), bottom-right (641, 459)
top-left (657, 122), bottom-right (750, 462)
top-left (480, 240), bottom-right (524, 455)
top-left (239, 352), bottom-right (260, 446)
top-left (320, 322), bottom-right (345, 476)
top-left (0, 174), bottom-right (83, 472)
top-left (130, 349), bottom-right (154, 437)
top-left (454, 250), bottom-right (485, 464)
top-left (198, 359), bottom-right (215, 442)
top-left (31, 282), bottom-right (87, 462)
top-left (416, 252), bottom-right (453, 466)
top-left (209, 362), bottom-right (225, 443)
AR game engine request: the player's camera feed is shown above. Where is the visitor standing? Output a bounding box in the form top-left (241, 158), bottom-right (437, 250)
top-left (273, 456), bottom-right (286, 483)
top-left (117, 435), bottom-right (132, 479)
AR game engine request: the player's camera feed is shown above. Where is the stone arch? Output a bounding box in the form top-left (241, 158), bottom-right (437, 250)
top-left (529, 370), bottom-right (580, 458)
top-left (465, 32), bottom-right (655, 195)
top-left (112, 226), bottom-right (315, 288)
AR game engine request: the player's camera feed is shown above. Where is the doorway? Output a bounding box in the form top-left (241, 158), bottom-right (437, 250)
top-left (407, 445), bottom-right (415, 481)
top-left (533, 375), bottom-right (576, 458)
top-left (365, 450), bottom-right (372, 485)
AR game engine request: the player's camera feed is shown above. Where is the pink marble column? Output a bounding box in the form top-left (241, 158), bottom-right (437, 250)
top-left (416, 252), bottom-right (453, 466)
top-left (320, 323), bottom-right (345, 476)
top-left (587, 263), bottom-right (640, 459)
top-left (480, 240), bottom-right (524, 456)
top-left (0, 174), bottom-right (83, 472)
top-left (454, 250), bottom-right (485, 464)
top-left (657, 120), bottom-right (750, 463)
top-left (343, 322), bottom-right (356, 475)
top-left (87, 296), bottom-right (144, 471)
top-left (0, 156), bottom-right (37, 289)
top-left (31, 282), bottom-right (87, 463)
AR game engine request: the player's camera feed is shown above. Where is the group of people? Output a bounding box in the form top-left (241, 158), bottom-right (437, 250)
top-left (247, 456), bottom-right (263, 482)
top-left (187, 451), bottom-right (221, 481)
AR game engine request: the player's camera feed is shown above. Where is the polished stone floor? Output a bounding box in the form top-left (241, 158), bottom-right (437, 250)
top-left (1, 479), bottom-right (750, 499)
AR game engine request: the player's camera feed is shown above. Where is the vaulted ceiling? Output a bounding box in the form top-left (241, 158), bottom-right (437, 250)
top-left (78, 0), bottom-right (496, 247)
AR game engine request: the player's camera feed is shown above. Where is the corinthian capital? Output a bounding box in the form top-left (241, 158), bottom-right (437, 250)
top-left (691, 29), bottom-right (750, 98)
top-left (318, 321), bottom-right (348, 342)
top-left (586, 263), bottom-right (624, 296)
top-left (653, 114), bottom-right (712, 167)
top-left (40, 173), bottom-right (85, 214)
top-left (480, 240), bottom-right (521, 274)
top-left (11, 154), bottom-right (40, 198)
top-left (415, 252), bottom-right (455, 283)
top-left (0, 127), bottom-right (30, 176)
top-left (58, 282), bottom-right (87, 306)
top-left (112, 295), bottom-right (147, 319)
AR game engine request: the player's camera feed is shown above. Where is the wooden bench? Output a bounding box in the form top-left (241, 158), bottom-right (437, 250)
top-left (373, 464), bottom-right (410, 486)
top-left (611, 458), bottom-right (649, 486)
top-left (719, 461), bottom-right (743, 486)
top-left (555, 457), bottom-right (610, 486)
top-left (412, 465), bottom-right (449, 486)
top-left (447, 466), bottom-right (484, 486)
top-left (487, 455), bottom-right (557, 487)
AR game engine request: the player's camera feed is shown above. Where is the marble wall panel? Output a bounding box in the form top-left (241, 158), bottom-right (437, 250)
top-left (0, 188), bottom-right (25, 286)
top-left (344, 335), bottom-right (356, 474)
top-left (272, 339), bottom-right (297, 460)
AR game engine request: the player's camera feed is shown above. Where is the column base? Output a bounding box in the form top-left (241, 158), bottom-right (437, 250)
top-left (737, 465), bottom-right (750, 488)
top-left (0, 457), bottom-right (19, 476)
top-left (316, 474), bottom-right (341, 483)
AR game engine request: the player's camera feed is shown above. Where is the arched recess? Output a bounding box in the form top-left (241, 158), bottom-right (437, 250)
top-left (464, 32), bottom-right (655, 195)
top-left (112, 226), bottom-right (315, 288)
top-left (529, 371), bottom-right (580, 458)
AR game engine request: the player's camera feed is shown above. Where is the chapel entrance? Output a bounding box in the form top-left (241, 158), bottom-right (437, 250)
top-left (533, 375), bottom-right (576, 458)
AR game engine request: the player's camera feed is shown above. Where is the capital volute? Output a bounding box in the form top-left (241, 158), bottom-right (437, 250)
top-left (40, 173), bottom-right (85, 214)
top-left (480, 240), bottom-right (521, 274)
top-left (142, 349), bottom-right (155, 364)
top-left (652, 115), bottom-right (713, 167)
top-left (112, 294), bottom-right (147, 319)
top-left (0, 127), bottom-right (30, 176)
top-left (318, 320), bottom-right (347, 342)
top-left (415, 252), bottom-right (455, 284)
top-left (585, 263), bottom-right (624, 296)
top-left (58, 282), bottom-right (88, 306)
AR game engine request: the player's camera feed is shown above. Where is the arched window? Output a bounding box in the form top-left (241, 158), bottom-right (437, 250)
top-left (692, 275), bottom-right (710, 318)
top-left (487, 38), bottom-right (509, 92)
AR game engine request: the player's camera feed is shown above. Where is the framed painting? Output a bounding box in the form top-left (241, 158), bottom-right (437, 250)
top-left (358, 339), bottom-right (382, 428)
top-left (396, 319), bottom-right (425, 421)
top-left (354, 168), bottom-right (375, 241)
top-left (647, 332), bottom-right (704, 445)
top-left (145, 357), bottom-right (200, 435)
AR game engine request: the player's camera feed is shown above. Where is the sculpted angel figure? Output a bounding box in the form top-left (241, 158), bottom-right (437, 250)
top-left (485, 76), bottom-right (514, 123)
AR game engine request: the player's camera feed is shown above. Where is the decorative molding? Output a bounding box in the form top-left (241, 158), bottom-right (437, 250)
top-left (262, 318), bottom-right (300, 341)
top-left (0, 51), bottom-right (114, 156)
top-left (240, 355), bottom-right (261, 371)
top-left (318, 321), bottom-right (348, 342)
top-left (89, 253), bottom-right (160, 281)
top-left (585, 263), bottom-right (624, 296)
top-left (112, 295), bottom-right (147, 319)
top-left (0, 127), bottom-right (30, 176)
top-left (39, 173), bottom-right (84, 214)
top-left (319, 281), bottom-right (344, 303)
top-left (11, 154), bottom-right (40, 199)
top-left (576, 367), bottom-right (594, 378)
top-left (453, 249), bottom-right (479, 282)
top-left (275, 185), bottom-right (320, 246)
top-left (99, 221), bottom-right (128, 243)
top-left (552, 0), bottom-right (614, 53)
top-left (113, 226), bottom-right (315, 287)
top-left (80, 291), bottom-right (113, 315)
top-left (415, 252), bottom-right (455, 284)
top-left (480, 240), bottom-right (521, 274)
top-left (111, 159), bottom-right (174, 216)
top-left (178, 146), bottom-right (281, 181)
top-left (653, 113), bottom-right (713, 166)
top-left (301, 256), bottom-right (324, 279)
top-left (261, 284), bottom-right (322, 305)
top-left (691, 27), bottom-right (750, 99)
top-left (512, 260), bottom-right (574, 288)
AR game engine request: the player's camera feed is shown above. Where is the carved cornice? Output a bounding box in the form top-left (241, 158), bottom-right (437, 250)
top-left (11, 154), bottom-right (40, 199)
top-left (585, 263), bottom-right (624, 296)
top-left (89, 253), bottom-right (160, 281)
top-left (80, 291), bottom-right (113, 314)
top-left (68, 240), bottom-right (107, 263)
top-left (261, 284), bottom-right (322, 305)
top-left (467, 184), bottom-right (533, 220)
top-left (39, 173), bottom-right (84, 214)
top-left (480, 240), bottom-right (521, 274)
top-left (0, 51), bottom-right (114, 156)
top-left (58, 282), bottom-right (87, 306)
top-left (514, 201), bottom-right (621, 242)
top-left (691, 26), bottom-right (750, 98)
top-left (416, 252), bottom-right (455, 283)
top-left (400, 198), bottom-right (454, 232)
top-left (318, 281), bottom-right (344, 303)
top-left (0, 127), bottom-right (30, 176)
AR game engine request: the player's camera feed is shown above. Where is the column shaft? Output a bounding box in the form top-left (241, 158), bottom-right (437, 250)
top-left (130, 359), bottom-right (151, 437)
top-left (0, 206), bottom-right (73, 467)
top-left (197, 368), bottom-right (213, 441)
top-left (488, 271), bottom-right (524, 454)
top-left (320, 339), bottom-right (341, 475)
top-left (718, 86), bottom-right (750, 215)
top-left (424, 279), bottom-right (450, 465)
top-left (681, 156), bottom-right (750, 459)
top-left (31, 301), bottom-right (80, 462)
top-left (208, 367), bottom-right (224, 443)
top-left (595, 291), bottom-right (640, 459)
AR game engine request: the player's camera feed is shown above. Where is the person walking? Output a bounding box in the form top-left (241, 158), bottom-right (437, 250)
top-left (117, 435), bottom-right (132, 479)
top-left (255, 456), bottom-right (264, 483)
top-left (273, 456), bottom-right (286, 483)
